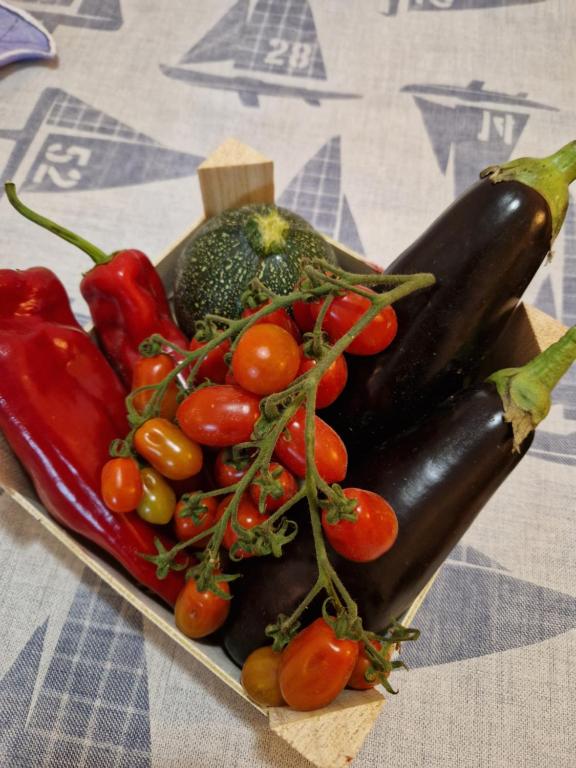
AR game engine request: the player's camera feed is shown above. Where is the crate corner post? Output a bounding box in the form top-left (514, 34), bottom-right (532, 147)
top-left (198, 138), bottom-right (275, 218)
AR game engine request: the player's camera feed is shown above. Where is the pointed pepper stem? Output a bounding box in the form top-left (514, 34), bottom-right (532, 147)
top-left (4, 182), bottom-right (111, 266)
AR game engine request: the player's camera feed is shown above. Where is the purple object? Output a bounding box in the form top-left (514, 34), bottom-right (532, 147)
top-left (0, 2), bottom-right (56, 68)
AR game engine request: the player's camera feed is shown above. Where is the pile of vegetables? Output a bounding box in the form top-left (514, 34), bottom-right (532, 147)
top-left (1, 140), bottom-right (575, 713)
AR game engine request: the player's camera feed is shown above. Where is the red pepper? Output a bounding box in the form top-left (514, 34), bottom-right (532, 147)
top-left (4, 184), bottom-right (188, 386)
top-left (0, 268), bottom-right (186, 606)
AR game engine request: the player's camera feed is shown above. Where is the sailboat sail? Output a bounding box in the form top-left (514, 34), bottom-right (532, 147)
top-left (383, 0), bottom-right (546, 13)
top-left (179, 0), bottom-right (249, 65)
top-left (233, 0), bottom-right (327, 80)
top-left (414, 96), bottom-right (530, 196)
top-left (0, 88), bottom-right (202, 195)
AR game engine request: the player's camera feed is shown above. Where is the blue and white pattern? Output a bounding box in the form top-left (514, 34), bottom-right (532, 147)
top-left (0, 88), bottom-right (203, 196)
top-left (161, 0), bottom-right (361, 107)
top-left (382, 0), bottom-right (547, 13)
top-left (11, 0), bottom-right (122, 33)
top-left (278, 136), bottom-right (364, 253)
top-left (0, 570), bottom-right (151, 768)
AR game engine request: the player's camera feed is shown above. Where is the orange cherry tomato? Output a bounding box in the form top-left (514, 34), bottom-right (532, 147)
top-left (100, 457), bottom-right (142, 513)
top-left (137, 467), bottom-right (176, 524)
top-left (131, 354), bottom-right (179, 420)
top-left (278, 619), bottom-right (359, 711)
top-left (174, 576), bottom-right (230, 639)
top-left (134, 417), bottom-right (203, 480)
top-left (348, 640), bottom-right (391, 690)
top-left (174, 496), bottom-right (218, 548)
top-left (241, 646), bottom-right (285, 707)
top-left (249, 462), bottom-right (298, 512)
top-left (274, 407), bottom-right (347, 483)
top-left (189, 337), bottom-right (231, 384)
top-left (218, 493), bottom-right (269, 559)
top-left (232, 324), bottom-right (301, 396)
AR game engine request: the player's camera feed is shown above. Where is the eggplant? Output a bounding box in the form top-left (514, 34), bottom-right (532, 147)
top-left (223, 328), bottom-right (576, 666)
top-left (326, 142), bottom-right (576, 448)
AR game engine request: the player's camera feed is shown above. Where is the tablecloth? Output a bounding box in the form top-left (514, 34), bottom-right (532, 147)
top-left (0, 2), bottom-right (574, 767)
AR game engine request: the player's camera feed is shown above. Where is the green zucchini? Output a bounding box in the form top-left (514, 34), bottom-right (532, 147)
top-left (173, 204), bottom-right (335, 335)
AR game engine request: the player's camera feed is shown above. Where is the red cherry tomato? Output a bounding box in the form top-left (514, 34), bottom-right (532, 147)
top-left (101, 457), bottom-right (142, 513)
top-left (176, 385), bottom-right (261, 447)
top-left (249, 462), bottom-right (298, 512)
top-left (137, 467), bottom-right (177, 524)
top-left (274, 407), bottom-right (347, 483)
top-left (232, 324), bottom-right (301, 396)
top-left (310, 288), bottom-right (398, 356)
top-left (242, 302), bottom-right (301, 341)
top-left (131, 354), bottom-right (179, 420)
top-left (174, 576), bottom-right (230, 639)
top-left (241, 647), bottom-right (285, 707)
top-left (278, 618), bottom-right (359, 711)
top-left (189, 337), bottom-right (231, 384)
top-left (134, 417), bottom-right (203, 480)
top-left (298, 350), bottom-right (348, 409)
top-left (174, 496), bottom-right (219, 547)
top-left (348, 640), bottom-right (390, 690)
top-left (218, 493), bottom-right (269, 559)
top-left (321, 488), bottom-right (398, 562)
top-left (214, 448), bottom-right (252, 488)
top-left (292, 299), bottom-right (315, 333)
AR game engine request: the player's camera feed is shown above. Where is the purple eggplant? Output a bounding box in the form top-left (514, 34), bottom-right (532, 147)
top-left (223, 328), bottom-right (576, 666)
top-left (325, 142), bottom-right (576, 448)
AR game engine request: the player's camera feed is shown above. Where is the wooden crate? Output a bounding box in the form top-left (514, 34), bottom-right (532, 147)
top-left (0, 139), bottom-right (567, 768)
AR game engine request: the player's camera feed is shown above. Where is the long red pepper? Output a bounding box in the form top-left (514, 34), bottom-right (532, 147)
top-left (4, 183), bottom-right (188, 386)
top-left (0, 268), bottom-right (186, 606)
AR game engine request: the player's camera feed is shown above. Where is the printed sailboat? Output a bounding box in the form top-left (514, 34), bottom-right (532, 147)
top-left (161, 0), bottom-right (360, 107)
top-left (382, 0), bottom-right (546, 15)
top-left (402, 80), bottom-right (556, 196)
top-left (0, 88), bottom-right (203, 196)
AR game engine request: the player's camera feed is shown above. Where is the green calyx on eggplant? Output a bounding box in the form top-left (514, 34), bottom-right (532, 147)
top-left (324, 141), bottom-right (576, 449)
top-left (222, 327), bottom-right (576, 667)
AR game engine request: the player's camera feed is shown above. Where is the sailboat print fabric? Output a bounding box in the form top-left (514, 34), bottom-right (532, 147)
top-left (0, 2), bottom-right (574, 768)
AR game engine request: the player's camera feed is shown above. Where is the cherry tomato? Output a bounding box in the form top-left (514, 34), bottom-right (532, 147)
top-left (189, 337), bottom-right (231, 384)
top-left (348, 640), bottom-right (391, 690)
top-left (278, 619), bottom-right (359, 711)
top-left (131, 354), bottom-right (179, 420)
top-left (174, 576), bottom-right (230, 639)
top-left (134, 417), bottom-right (203, 480)
top-left (310, 288), bottom-right (398, 356)
top-left (242, 302), bottom-right (301, 341)
top-left (137, 467), bottom-right (176, 524)
top-left (176, 385), bottom-right (261, 448)
top-left (274, 407), bottom-right (347, 483)
top-left (174, 496), bottom-right (218, 547)
top-left (241, 647), bottom-right (285, 707)
top-left (292, 298), bottom-right (315, 333)
top-left (249, 462), bottom-right (298, 512)
top-left (232, 324), bottom-right (301, 396)
top-left (101, 457), bottom-right (143, 513)
top-left (218, 493), bottom-right (269, 559)
top-left (224, 367), bottom-right (238, 385)
top-left (297, 350), bottom-right (348, 409)
top-left (321, 488), bottom-right (398, 562)
top-left (214, 448), bottom-right (252, 488)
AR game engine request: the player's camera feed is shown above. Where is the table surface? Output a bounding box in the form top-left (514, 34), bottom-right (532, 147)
top-left (0, 2), bottom-right (575, 767)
